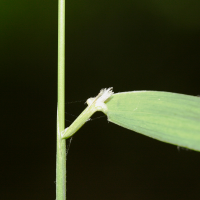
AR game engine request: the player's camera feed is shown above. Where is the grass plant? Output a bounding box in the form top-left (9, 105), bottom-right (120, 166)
top-left (56, 1), bottom-right (200, 199)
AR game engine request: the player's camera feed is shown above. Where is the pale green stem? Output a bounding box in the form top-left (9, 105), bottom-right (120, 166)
top-left (56, 0), bottom-right (66, 199)
top-left (62, 105), bottom-right (97, 139)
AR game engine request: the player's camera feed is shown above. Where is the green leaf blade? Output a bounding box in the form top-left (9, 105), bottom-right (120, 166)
top-left (106, 91), bottom-right (200, 151)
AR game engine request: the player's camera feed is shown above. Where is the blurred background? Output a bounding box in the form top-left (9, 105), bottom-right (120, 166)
top-left (1, 0), bottom-right (200, 199)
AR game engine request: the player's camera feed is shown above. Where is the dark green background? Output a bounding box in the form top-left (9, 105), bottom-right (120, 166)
top-left (1, 0), bottom-right (200, 199)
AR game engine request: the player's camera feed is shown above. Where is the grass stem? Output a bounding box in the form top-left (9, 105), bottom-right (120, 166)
top-left (56, 0), bottom-right (66, 199)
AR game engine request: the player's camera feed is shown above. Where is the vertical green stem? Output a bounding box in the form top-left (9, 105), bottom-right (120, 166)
top-left (56, 0), bottom-right (66, 199)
